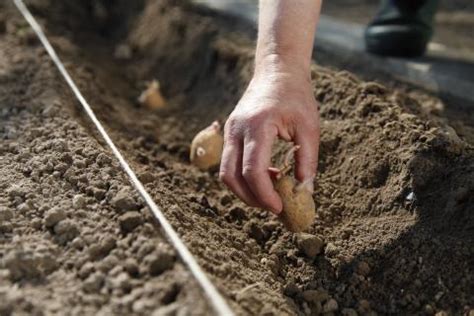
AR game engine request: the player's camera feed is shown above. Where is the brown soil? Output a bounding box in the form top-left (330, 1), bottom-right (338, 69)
top-left (1, 1), bottom-right (473, 315)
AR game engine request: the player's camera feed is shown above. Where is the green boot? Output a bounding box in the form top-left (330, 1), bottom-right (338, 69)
top-left (365, 0), bottom-right (439, 57)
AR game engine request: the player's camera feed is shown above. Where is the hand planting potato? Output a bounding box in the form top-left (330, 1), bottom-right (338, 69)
top-left (272, 146), bottom-right (316, 232)
top-left (190, 121), bottom-right (224, 170)
top-left (138, 80), bottom-right (166, 110)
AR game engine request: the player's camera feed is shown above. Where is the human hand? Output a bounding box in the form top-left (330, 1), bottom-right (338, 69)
top-left (219, 59), bottom-right (320, 214)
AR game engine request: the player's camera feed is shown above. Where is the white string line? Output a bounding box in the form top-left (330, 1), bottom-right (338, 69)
top-left (13, 1), bottom-right (234, 315)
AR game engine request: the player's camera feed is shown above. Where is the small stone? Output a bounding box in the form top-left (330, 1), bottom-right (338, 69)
top-left (0, 208), bottom-right (13, 221)
top-left (114, 44), bottom-right (132, 60)
top-left (123, 258), bottom-right (139, 277)
top-left (296, 233), bottom-right (325, 259)
top-left (16, 202), bottom-right (30, 214)
top-left (0, 222), bottom-right (13, 233)
top-left (302, 290), bottom-right (329, 303)
top-left (111, 187), bottom-right (139, 212)
top-left (4, 249), bottom-right (42, 281)
top-left (38, 253), bottom-right (58, 273)
top-left (96, 153), bottom-right (112, 166)
top-left (77, 262), bottom-right (95, 279)
top-left (424, 304), bottom-right (435, 315)
top-left (31, 218), bottom-right (42, 229)
top-left (97, 255), bottom-right (120, 273)
top-left (72, 195), bottom-right (86, 209)
top-left (283, 282), bottom-right (300, 297)
top-left (109, 265), bottom-right (123, 277)
top-left (89, 234), bottom-right (117, 259)
top-left (92, 188), bottom-right (106, 200)
top-left (325, 242), bottom-right (339, 257)
top-left (341, 227), bottom-right (353, 239)
top-left (144, 248), bottom-right (175, 276)
top-left (137, 241), bottom-right (155, 259)
top-left (360, 81), bottom-right (387, 94)
top-left (54, 219), bottom-right (80, 243)
top-left (243, 221), bottom-right (266, 243)
top-left (219, 194), bottom-right (233, 206)
top-left (7, 184), bottom-right (26, 198)
top-left (100, 235), bottom-right (117, 254)
top-left (44, 207), bottom-right (67, 228)
top-left (226, 206), bottom-right (247, 222)
top-left (356, 261), bottom-right (371, 276)
top-left (71, 237), bottom-right (85, 250)
top-left (323, 299), bottom-right (339, 313)
top-left (261, 255), bottom-right (280, 275)
top-left (110, 272), bottom-right (131, 291)
top-left (138, 172), bottom-right (154, 184)
top-left (119, 211), bottom-right (143, 233)
top-left (83, 272), bottom-right (105, 293)
top-left (262, 220), bottom-right (279, 233)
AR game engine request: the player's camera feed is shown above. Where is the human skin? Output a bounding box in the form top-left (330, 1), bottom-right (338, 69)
top-left (219, 0), bottom-right (322, 214)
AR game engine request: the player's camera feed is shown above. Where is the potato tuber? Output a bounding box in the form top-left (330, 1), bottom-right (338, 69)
top-left (272, 146), bottom-right (316, 232)
top-left (190, 121), bottom-right (224, 170)
top-left (138, 80), bottom-right (166, 110)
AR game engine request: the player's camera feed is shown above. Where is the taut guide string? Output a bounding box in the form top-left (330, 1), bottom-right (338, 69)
top-left (13, 0), bottom-right (234, 314)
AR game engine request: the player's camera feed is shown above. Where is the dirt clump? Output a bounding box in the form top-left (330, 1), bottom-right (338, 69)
top-left (296, 233), bottom-right (325, 260)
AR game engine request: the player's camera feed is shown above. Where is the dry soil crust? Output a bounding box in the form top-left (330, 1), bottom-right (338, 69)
top-left (0, 1), bottom-right (473, 315)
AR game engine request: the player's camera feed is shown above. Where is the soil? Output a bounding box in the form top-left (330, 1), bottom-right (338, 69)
top-left (1, 0), bottom-right (473, 315)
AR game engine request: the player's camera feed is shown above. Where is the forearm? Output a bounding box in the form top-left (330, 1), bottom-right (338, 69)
top-left (256, 0), bottom-right (322, 76)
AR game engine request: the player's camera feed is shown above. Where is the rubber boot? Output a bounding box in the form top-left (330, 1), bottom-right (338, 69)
top-left (365, 0), bottom-right (439, 57)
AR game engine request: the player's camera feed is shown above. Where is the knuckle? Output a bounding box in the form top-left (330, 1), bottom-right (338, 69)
top-left (246, 110), bottom-right (273, 127)
top-left (224, 120), bottom-right (239, 138)
top-left (242, 165), bottom-right (262, 183)
top-left (241, 166), bottom-right (254, 180)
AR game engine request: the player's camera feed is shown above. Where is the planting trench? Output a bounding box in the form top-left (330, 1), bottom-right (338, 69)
top-left (1, 0), bottom-right (473, 315)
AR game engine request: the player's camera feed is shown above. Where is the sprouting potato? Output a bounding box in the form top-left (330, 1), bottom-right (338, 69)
top-left (138, 80), bottom-right (166, 110)
top-left (190, 121), bottom-right (224, 170)
top-left (272, 146), bottom-right (316, 232)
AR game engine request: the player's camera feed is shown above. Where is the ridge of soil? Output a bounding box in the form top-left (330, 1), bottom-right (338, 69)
top-left (1, 0), bottom-right (473, 315)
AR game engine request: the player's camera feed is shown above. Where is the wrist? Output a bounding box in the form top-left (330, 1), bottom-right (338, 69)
top-left (254, 53), bottom-right (311, 82)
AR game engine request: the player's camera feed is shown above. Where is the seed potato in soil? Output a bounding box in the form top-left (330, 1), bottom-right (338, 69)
top-left (0, 0), bottom-right (473, 315)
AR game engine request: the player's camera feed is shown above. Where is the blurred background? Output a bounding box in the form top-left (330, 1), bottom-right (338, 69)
top-left (193, 0), bottom-right (474, 107)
